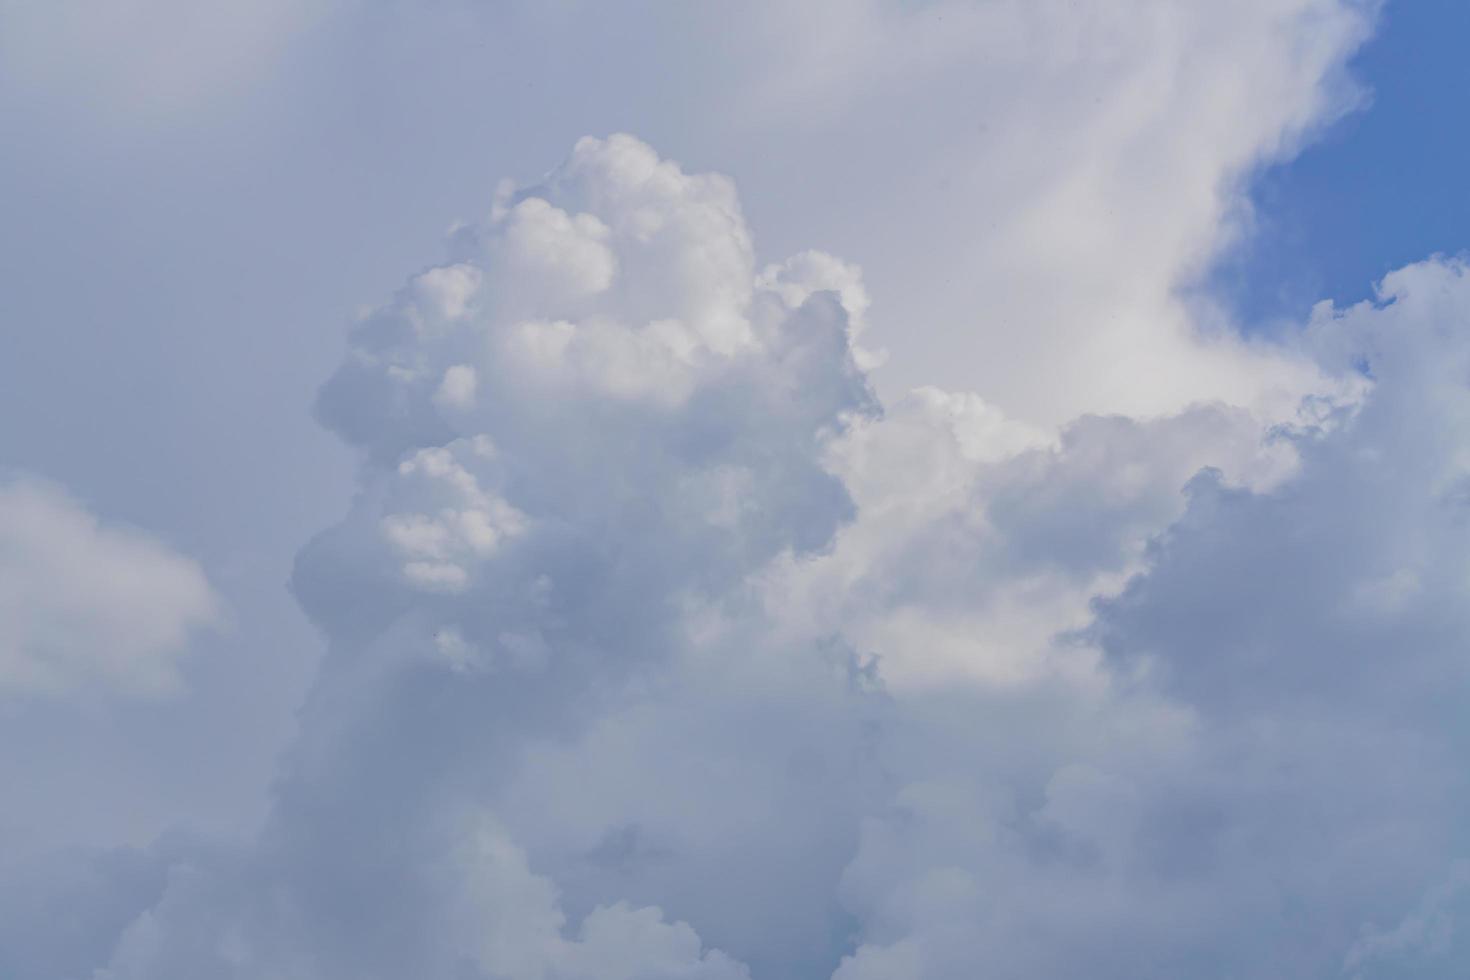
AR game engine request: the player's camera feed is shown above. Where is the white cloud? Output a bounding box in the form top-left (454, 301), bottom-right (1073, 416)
top-left (66, 134), bottom-right (878, 978)
top-left (17, 6), bottom-right (1470, 977)
top-left (691, 0), bottom-right (1377, 425)
top-left (434, 364), bottom-right (479, 412)
top-left (0, 478), bottom-right (217, 698)
top-left (67, 131), bottom-right (1466, 980)
top-left (821, 258), bottom-right (1470, 978)
top-left (380, 438), bottom-right (527, 593)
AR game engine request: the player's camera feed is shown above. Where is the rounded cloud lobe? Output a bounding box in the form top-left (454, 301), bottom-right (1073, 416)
top-left (37, 137), bottom-right (1470, 980)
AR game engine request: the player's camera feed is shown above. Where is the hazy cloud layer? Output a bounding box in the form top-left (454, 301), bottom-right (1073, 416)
top-left (0, 478), bottom-right (217, 699)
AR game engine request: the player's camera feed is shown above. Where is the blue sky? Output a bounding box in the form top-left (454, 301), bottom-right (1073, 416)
top-left (1218, 0), bottom-right (1470, 324)
top-left (4, 3), bottom-right (1470, 979)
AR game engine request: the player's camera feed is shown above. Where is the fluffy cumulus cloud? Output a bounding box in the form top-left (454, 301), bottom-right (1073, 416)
top-left (67, 133), bottom-right (876, 980)
top-left (16, 8), bottom-right (1470, 977)
top-left (0, 478), bottom-right (217, 699)
top-left (37, 131), bottom-right (1470, 980)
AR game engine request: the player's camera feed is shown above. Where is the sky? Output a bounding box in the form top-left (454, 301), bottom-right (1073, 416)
top-left (4, 1), bottom-right (1470, 978)
top-left (1211, 0), bottom-right (1470, 326)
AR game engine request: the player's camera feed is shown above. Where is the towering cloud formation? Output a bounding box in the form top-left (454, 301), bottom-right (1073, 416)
top-left (81, 134), bottom-right (876, 980)
top-left (46, 131), bottom-right (1470, 980)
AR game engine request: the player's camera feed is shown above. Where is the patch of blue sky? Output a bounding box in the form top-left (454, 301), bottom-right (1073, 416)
top-left (1211, 0), bottom-right (1470, 329)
